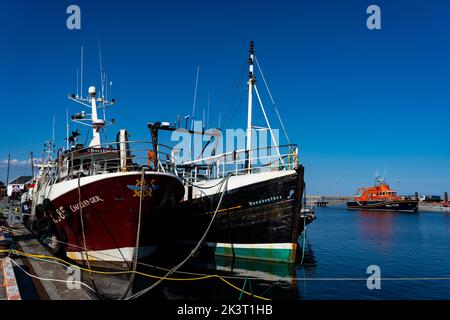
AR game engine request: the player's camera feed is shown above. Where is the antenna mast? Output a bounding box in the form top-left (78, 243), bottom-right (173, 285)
top-left (98, 37), bottom-right (105, 99)
top-left (66, 109), bottom-right (69, 150)
top-left (6, 154), bottom-right (10, 187)
top-left (246, 41), bottom-right (256, 170)
top-left (191, 65), bottom-right (200, 130)
top-left (30, 151), bottom-right (34, 177)
top-left (52, 115), bottom-right (55, 142)
top-left (76, 68), bottom-right (79, 98)
top-left (207, 93), bottom-right (210, 129)
top-left (80, 46), bottom-right (84, 99)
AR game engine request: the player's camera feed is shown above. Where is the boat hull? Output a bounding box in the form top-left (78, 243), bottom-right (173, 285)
top-left (346, 199), bottom-right (418, 212)
top-left (167, 166), bottom-right (315, 263)
top-left (32, 172), bottom-right (184, 269)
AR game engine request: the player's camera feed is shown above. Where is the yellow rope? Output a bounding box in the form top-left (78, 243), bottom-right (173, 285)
top-left (0, 249), bottom-right (271, 301)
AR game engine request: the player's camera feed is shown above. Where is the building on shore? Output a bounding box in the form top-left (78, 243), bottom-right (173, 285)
top-left (6, 176), bottom-right (32, 197)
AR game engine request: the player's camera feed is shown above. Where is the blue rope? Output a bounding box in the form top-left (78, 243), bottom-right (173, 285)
top-left (300, 216), bottom-right (307, 265)
top-left (238, 277), bottom-right (249, 300)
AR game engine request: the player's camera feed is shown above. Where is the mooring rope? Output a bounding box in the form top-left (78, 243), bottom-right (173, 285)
top-left (123, 173), bottom-right (232, 300)
top-left (1, 247), bottom-right (270, 300)
top-left (120, 167), bottom-right (146, 299)
top-left (300, 214), bottom-right (307, 265)
top-left (8, 257), bottom-right (97, 294)
top-left (77, 173), bottom-right (101, 297)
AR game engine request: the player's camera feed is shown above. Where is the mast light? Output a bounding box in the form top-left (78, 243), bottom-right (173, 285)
top-left (88, 86), bottom-right (96, 97)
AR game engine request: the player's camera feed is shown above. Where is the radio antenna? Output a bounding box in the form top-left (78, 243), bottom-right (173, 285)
top-left (52, 115), bottom-right (56, 142)
top-left (76, 68), bottom-right (79, 98)
top-left (191, 65), bottom-right (200, 130)
top-left (66, 109), bottom-right (69, 150)
top-left (97, 37), bottom-right (105, 99)
top-left (80, 46), bottom-right (84, 99)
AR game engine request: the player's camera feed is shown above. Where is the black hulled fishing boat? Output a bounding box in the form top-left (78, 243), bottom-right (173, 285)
top-left (148, 41), bottom-right (315, 263)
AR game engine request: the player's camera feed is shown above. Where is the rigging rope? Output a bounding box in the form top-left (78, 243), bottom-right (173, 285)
top-left (120, 167), bottom-right (146, 299)
top-left (77, 173), bottom-right (101, 296)
top-left (0, 249), bottom-right (270, 300)
top-left (254, 55), bottom-right (291, 146)
top-left (124, 173), bottom-right (232, 300)
top-left (300, 214), bottom-right (307, 265)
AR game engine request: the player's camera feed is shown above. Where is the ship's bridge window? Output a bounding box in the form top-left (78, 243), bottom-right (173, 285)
top-left (83, 158), bottom-right (92, 171)
top-left (73, 159), bottom-right (81, 171)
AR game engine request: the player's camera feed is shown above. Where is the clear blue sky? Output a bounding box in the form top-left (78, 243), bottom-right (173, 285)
top-left (0, 0), bottom-right (449, 195)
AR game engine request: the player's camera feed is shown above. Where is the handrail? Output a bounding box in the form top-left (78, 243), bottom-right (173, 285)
top-left (160, 144), bottom-right (299, 182)
top-left (41, 140), bottom-right (159, 183)
top-left (39, 140), bottom-right (299, 184)
top-left (167, 144), bottom-right (297, 165)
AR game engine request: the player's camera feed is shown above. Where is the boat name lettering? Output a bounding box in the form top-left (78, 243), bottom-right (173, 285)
top-left (50, 206), bottom-right (70, 224)
top-left (69, 196), bottom-right (104, 213)
top-left (248, 195), bottom-right (282, 206)
top-left (86, 148), bottom-right (119, 154)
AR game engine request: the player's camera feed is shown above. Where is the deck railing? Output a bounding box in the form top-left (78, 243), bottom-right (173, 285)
top-left (37, 141), bottom-right (299, 185)
top-left (48, 141), bottom-right (157, 182)
top-left (156, 144), bottom-right (299, 182)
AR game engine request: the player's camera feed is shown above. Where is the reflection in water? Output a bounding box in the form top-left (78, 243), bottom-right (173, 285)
top-left (355, 210), bottom-right (422, 254)
top-left (356, 210), bottom-right (395, 252)
top-left (295, 234), bottom-right (317, 299)
top-left (44, 206), bottom-right (450, 300)
top-left (80, 242), bottom-right (318, 300)
top-left (150, 244), bottom-right (318, 300)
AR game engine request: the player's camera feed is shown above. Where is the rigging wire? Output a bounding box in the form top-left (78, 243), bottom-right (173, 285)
top-left (123, 173), bottom-right (233, 300)
top-left (254, 55), bottom-right (291, 146)
top-left (1, 224), bottom-right (290, 283)
top-left (120, 167), bottom-right (146, 298)
top-left (77, 173), bottom-right (102, 297)
top-left (212, 61), bottom-right (247, 128)
top-left (8, 257), bottom-right (97, 294)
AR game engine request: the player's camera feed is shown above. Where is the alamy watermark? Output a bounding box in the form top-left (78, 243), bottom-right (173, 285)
top-left (168, 120), bottom-right (286, 166)
top-left (66, 5), bottom-right (81, 30)
top-left (367, 5), bottom-right (381, 30)
top-left (67, 266), bottom-right (81, 290)
top-left (366, 265), bottom-right (381, 290)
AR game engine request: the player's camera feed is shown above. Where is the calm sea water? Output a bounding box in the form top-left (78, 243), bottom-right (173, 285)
top-left (139, 204), bottom-right (450, 300)
top-left (298, 204), bottom-right (450, 300)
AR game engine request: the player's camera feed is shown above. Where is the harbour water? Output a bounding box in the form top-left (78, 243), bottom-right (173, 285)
top-left (140, 205), bottom-right (450, 300)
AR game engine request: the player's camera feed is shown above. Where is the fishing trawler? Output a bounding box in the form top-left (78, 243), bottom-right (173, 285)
top-left (28, 80), bottom-right (184, 269)
top-left (347, 176), bottom-right (418, 212)
top-left (147, 41), bottom-right (315, 263)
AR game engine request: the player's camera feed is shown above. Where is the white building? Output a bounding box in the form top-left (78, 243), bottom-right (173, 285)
top-left (7, 176), bottom-right (32, 197)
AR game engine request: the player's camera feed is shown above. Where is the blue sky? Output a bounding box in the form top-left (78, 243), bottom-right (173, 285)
top-left (0, 0), bottom-right (449, 195)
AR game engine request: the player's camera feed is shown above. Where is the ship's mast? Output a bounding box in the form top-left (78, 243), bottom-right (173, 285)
top-left (246, 41), bottom-right (256, 170)
top-left (68, 85), bottom-right (114, 149)
top-left (88, 86), bottom-right (104, 147)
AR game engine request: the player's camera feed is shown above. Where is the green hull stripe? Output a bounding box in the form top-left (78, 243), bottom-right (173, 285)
top-left (212, 245), bottom-right (295, 263)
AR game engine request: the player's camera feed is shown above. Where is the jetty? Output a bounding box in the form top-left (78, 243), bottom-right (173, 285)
top-left (0, 201), bottom-right (94, 300)
top-left (305, 195), bottom-right (352, 207)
